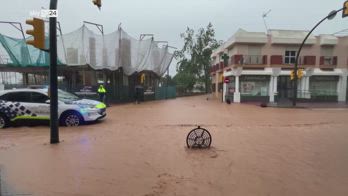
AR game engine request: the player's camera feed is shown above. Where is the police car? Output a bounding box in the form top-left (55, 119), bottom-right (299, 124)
top-left (0, 88), bottom-right (106, 128)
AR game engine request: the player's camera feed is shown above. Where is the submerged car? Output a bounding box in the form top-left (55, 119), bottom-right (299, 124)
top-left (0, 88), bottom-right (106, 128)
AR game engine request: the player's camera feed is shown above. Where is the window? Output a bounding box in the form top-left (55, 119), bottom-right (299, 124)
top-left (324, 56), bottom-right (333, 65)
top-left (284, 50), bottom-right (296, 64)
top-left (247, 46), bottom-right (262, 64)
top-left (310, 76), bottom-right (338, 96)
top-left (321, 46), bottom-right (334, 65)
top-left (239, 76), bottom-right (270, 96)
top-left (0, 94), bottom-right (8, 101)
top-left (31, 92), bottom-right (49, 103)
top-left (58, 89), bottom-right (79, 102)
top-left (4, 92), bottom-right (31, 102)
top-left (321, 46), bottom-right (333, 56)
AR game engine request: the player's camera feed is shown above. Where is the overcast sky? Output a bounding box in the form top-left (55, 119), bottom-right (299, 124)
top-left (1, 0), bottom-right (347, 75)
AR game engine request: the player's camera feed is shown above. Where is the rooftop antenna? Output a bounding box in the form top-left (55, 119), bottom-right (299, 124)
top-left (262, 9), bottom-right (272, 34)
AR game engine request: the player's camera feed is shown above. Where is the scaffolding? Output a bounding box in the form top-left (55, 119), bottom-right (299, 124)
top-left (0, 22), bottom-right (176, 102)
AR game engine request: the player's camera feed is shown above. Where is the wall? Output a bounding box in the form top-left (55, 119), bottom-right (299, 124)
top-left (335, 37), bottom-right (348, 68)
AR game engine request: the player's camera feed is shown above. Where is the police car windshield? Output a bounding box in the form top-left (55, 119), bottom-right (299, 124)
top-left (58, 89), bottom-right (79, 101)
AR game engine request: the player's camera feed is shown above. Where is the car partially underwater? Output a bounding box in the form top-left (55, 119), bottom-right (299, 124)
top-left (0, 88), bottom-right (106, 128)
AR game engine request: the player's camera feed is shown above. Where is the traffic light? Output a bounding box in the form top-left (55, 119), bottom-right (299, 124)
top-left (93, 0), bottom-right (102, 9)
top-left (25, 18), bottom-right (45, 50)
top-left (290, 70), bottom-right (295, 80)
top-left (343, 1), bottom-right (348, 18)
top-left (140, 73), bottom-right (145, 84)
top-left (297, 69), bottom-right (304, 79)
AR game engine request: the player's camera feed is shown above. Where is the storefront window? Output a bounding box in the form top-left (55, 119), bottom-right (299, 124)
top-left (240, 75), bottom-right (270, 96)
top-left (310, 76), bottom-right (338, 96)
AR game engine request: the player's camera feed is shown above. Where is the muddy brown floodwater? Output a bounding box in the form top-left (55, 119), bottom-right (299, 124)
top-left (1, 95), bottom-right (348, 196)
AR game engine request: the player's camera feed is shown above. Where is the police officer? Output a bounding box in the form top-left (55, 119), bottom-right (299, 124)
top-left (97, 84), bottom-right (107, 103)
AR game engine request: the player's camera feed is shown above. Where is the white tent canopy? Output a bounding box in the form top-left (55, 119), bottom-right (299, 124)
top-left (56, 25), bottom-right (174, 76)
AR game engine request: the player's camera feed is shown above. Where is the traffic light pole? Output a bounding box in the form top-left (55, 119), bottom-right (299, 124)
top-left (292, 8), bottom-right (344, 106)
top-left (49, 0), bottom-right (59, 144)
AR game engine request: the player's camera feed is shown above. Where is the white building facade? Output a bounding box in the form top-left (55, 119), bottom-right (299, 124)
top-left (211, 29), bottom-right (348, 103)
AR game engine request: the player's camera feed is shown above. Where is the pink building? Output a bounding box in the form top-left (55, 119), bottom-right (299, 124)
top-left (211, 29), bottom-right (348, 103)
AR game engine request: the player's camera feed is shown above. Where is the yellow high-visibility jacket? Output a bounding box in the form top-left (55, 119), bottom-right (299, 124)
top-left (98, 86), bottom-right (106, 93)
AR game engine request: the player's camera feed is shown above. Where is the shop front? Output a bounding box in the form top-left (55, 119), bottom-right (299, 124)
top-left (309, 76), bottom-right (339, 102)
top-left (239, 75), bottom-right (270, 102)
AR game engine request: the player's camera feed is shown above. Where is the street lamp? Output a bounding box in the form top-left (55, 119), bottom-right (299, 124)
top-left (292, 5), bottom-right (346, 106)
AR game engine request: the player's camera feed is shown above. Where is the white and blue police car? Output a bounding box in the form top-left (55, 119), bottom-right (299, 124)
top-left (0, 88), bottom-right (106, 128)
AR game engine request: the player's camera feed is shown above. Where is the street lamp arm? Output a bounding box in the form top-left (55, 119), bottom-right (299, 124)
top-left (292, 8), bottom-right (344, 106)
top-left (295, 8), bottom-right (344, 68)
top-left (295, 18), bottom-right (329, 67)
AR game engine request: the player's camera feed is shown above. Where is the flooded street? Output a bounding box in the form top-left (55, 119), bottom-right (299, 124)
top-left (1, 95), bottom-right (348, 196)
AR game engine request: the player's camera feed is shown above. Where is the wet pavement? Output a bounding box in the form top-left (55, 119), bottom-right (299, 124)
top-left (268, 101), bottom-right (348, 108)
top-left (1, 95), bottom-right (348, 196)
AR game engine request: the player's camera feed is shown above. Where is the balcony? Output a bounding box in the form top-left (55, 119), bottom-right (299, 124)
top-left (270, 55), bottom-right (317, 68)
top-left (210, 62), bottom-right (225, 73)
top-left (319, 56), bottom-right (337, 69)
top-left (230, 55), bottom-right (267, 68)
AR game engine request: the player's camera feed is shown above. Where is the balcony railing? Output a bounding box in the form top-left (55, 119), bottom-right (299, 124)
top-left (270, 55), bottom-right (317, 66)
top-left (210, 62), bottom-right (225, 73)
top-left (320, 56), bottom-right (337, 66)
top-left (230, 55), bottom-right (267, 66)
top-left (241, 55), bottom-right (264, 65)
top-left (282, 56), bottom-right (316, 65)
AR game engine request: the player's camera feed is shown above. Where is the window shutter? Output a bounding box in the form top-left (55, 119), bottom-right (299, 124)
top-left (333, 56), bottom-right (337, 66)
top-left (320, 56), bottom-right (324, 65)
top-left (262, 55), bottom-right (267, 65)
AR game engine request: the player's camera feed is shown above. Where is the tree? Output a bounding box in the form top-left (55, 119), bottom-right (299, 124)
top-left (174, 23), bottom-right (221, 93)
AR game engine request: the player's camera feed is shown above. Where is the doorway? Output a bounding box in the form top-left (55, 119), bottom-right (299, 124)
top-left (277, 76), bottom-right (293, 101)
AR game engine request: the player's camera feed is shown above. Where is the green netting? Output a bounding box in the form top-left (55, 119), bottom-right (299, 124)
top-left (0, 33), bottom-right (62, 67)
top-left (155, 86), bottom-right (176, 100)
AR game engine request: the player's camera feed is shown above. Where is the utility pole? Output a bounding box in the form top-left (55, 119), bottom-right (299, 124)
top-left (49, 0), bottom-right (59, 144)
top-left (47, 0), bottom-right (102, 144)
